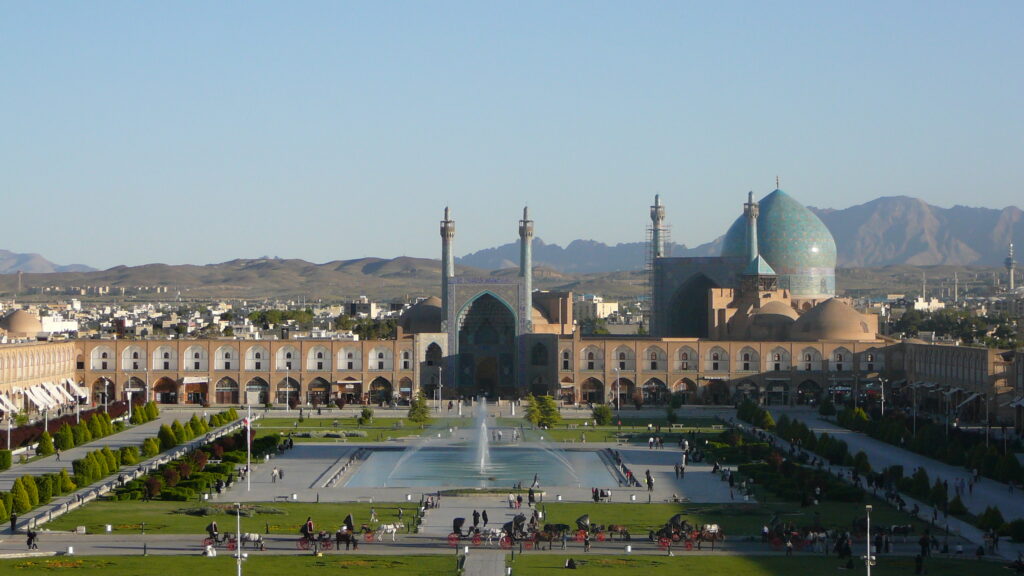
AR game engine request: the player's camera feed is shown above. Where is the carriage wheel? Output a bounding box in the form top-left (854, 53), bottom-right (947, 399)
top-left (499, 536), bottom-right (512, 549)
top-left (658, 537), bottom-right (670, 549)
top-left (322, 540), bottom-right (333, 551)
top-left (769, 536), bottom-right (783, 550)
top-left (297, 539), bottom-right (310, 551)
top-left (363, 532), bottom-right (374, 542)
top-left (227, 540), bottom-right (237, 551)
top-left (471, 535), bottom-right (482, 546)
top-left (524, 541), bottom-right (534, 550)
top-left (671, 533), bottom-right (681, 542)
top-left (203, 537), bottom-right (214, 547)
top-left (447, 533), bottom-right (460, 547)
top-left (575, 530), bottom-right (586, 542)
top-left (684, 540), bottom-right (693, 551)
top-left (596, 532), bottom-right (606, 542)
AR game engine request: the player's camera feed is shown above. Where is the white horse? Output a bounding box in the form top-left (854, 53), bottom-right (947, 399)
top-left (240, 533), bottom-right (264, 549)
top-left (375, 523), bottom-right (403, 542)
top-left (481, 528), bottom-right (504, 545)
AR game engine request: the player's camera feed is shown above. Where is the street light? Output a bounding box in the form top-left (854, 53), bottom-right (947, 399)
top-left (104, 379), bottom-right (110, 413)
top-left (879, 378), bottom-right (886, 417)
top-left (614, 367), bottom-right (620, 415)
top-left (865, 504), bottom-right (875, 576)
top-left (235, 502), bottom-right (243, 576)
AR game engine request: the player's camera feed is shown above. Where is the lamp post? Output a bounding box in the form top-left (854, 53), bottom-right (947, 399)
top-left (879, 378), bottom-right (886, 417)
top-left (614, 367), bottom-right (620, 415)
top-left (865, 504), bottom-right (874, 576)
top-left (7, 414), bottom-right (13, 451)
top-left (104, 379), bottom-right (110, 413)
top-left (285, 368), bottom-right (289, 413)
top-left (235, 502), bottom-right (243, 576)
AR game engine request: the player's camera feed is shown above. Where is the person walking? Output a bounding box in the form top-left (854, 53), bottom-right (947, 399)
top-left (271, 467), bottom-right (278, 483)
top-left (472, 510), bottom-right (480, 528)
top-left (508, 493), bottom-right (515, 509)
top-left (482, 510), bottom-right (489, 527)
top-left (528, 488), bottom-right (536, 507)
top-left (10, 512), bottom-right (17, 533)
top-left (584, 532), bottom-right (591, 552)
top-left (26, 529), bottom-right (38, 550)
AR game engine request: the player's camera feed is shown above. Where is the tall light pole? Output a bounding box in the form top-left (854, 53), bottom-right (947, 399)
top-left (865, 504), bottom-right (874, 576)
top-left (614, 367), bottom-right (620, 415)
top-left (911, 385), bottom-right (917, 436)
top-left (7, 414), bottom-right (13, 451)
top-left (104, 379), bottom-right (110, 413)
top-left (285, 368), bottom-right (289, 412)
top-left (879, 378), bottom-right (886, 417)
top-left (235, 502), bottom-right (243, 576)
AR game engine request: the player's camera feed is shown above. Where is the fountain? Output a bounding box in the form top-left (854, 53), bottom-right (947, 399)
top-left (474, 396), bottom-right (490, 474)
top-left (345, 396), bottom-right (614, 488)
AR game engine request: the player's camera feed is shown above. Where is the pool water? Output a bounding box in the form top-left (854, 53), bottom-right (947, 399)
top-left (344, 446), bottom-right (614, 488)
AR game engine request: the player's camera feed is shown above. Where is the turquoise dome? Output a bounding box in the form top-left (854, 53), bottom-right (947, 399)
top-left (721, 189), bottom-right (836, 297)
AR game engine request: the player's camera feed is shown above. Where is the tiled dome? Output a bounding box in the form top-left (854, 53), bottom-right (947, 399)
top-left (399, 297), bottom-right (444, 334)
top-left (721, 189), bottom-right (836, 297)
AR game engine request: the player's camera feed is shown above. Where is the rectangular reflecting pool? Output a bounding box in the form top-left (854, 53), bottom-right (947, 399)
top-left (344, 446), bottom-right (615, 488)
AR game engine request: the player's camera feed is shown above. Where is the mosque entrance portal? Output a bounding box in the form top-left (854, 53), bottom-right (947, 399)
top-left (457, 293), bottom-right (517, 397)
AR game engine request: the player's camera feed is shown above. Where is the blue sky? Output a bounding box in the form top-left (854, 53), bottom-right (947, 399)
top-left (2, 2), bottom-right (1022, 269)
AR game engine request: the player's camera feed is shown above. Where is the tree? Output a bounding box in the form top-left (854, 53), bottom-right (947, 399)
top-left (357, 407), bottom-right (374, 426)
top-left (11, 478), bottom-right (31, 514)
top-left (592, 404), bottom-right (614, 426)
top-left (535, 395), bottom-right (562, 428)
top-left (524, 394), bottom-right (542, 426)
top-left (59, 469), bottom-right (77, 493)
top-left (55, 423), bottom-right (75, 451)
top-left (21, 475), bottom-right (39, 507)
top-left (171, 420), bottom-right (189, 444)
top-left (158, 424), bottom-right (178, 451)
top-left (37, 431), bottom-right (55, 456)
top-left (407, 393), bottom-right (432, 426)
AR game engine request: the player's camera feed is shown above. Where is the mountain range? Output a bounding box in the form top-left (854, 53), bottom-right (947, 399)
top-left (458, 196), bottom-right (1024, 271)
top-left (1, 196), bottom-right (1022, 300)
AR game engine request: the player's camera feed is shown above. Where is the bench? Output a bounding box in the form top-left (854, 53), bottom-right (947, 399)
top-left (274, 495), bottom-right (292, 502)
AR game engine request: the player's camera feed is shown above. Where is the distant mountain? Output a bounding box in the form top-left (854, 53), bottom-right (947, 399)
top-left (810, 197), bottom-right (1024, 267)
top-left (461, 198), bottom-right (1024, 272)
top-left (458, 238), bottom-right (717, 273)
top-left (0, 250), bottom-right (95, 273)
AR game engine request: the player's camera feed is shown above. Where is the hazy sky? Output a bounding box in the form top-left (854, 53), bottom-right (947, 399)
top-left (3, 2), bottom-right (1022, 270)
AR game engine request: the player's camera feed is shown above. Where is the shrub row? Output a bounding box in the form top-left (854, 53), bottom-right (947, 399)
top-left (737, 399), bottom-right (776, 430)
top-left (0, 403), bottom-right (129, 451)
top-left (739, 460), bottom-right (864, 505)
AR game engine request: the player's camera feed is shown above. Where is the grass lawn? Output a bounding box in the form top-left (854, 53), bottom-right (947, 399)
top-left (0, 556), bottom-right (454, 575)
top-left (250, 417), bottom-right (474, 442)
top-left (42, 501), bottom-right (413, 535)
top-left (509, 555), bottom-right (1006, 575)
top-left (540, 493), bottom-right (932, 538)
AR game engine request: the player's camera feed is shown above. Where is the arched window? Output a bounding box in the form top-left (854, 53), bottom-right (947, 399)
top-left (255, 352), bottom-right (261, 359)
top-left (773, 353), bottom-right (781, 361)
top-left (101, 352), bottom-right (108, 359)
top-left (804, 354), bottom-right (811, 361)
top-left (225, 352), bottom-right (231, 359)
top-left (866, 353), bottom-right (874, 362)
top-left (317, 351), bottom-right (323, 359)
top-left (681, 352), bottom-right (689, 361)
top-left (194, 352), bottom-right (200, 359)
top-left (650, 352), bottom-right (657, 361)
top-left (286, 352), bottom-right (292, 359)
top-left (712, 353), bottom-right (720, 361)
top-left (132, 352), bottom-right (140, 359)
top-left (743, 353), bottom-right (750, 362)
top-left (163, 352), bottom-right (170, 359)
top-left (619, 352), bottom-right (626, 361)
top-left (561, 350), bottom-right (570, 370)
top-left (587, 352), bottom-right (595, 360)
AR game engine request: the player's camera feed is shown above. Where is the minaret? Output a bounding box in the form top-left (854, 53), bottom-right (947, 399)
top-left (519, 206), bottom-right (534, 330)
top-left (744, 191), bottom-right (759, 263)
top-left (650, 195), bottom-right (666, 259)
top-left (1006, 243), bottom-right (1016, 291)
top-left (440, 207), bottom-right (455, 321)
top-left (954, 272), bottom-right (959, 303)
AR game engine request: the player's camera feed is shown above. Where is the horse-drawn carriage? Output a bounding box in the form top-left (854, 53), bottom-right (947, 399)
top-left (648, 513), bottom-right (723, 550)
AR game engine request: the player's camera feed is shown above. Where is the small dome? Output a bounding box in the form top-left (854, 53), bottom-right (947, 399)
top-left (531, 304), bottom-right (553, 326)
top-left (721, 189), bottom-right (837, 298)
top-left (0, 310), bottom-right (43, 338)
top-left (790, 298), bottom-right (873, 341)
top-left (399, 297), bottom-right (444, 334)
top-left (746, 301), bottom-right (798, 340)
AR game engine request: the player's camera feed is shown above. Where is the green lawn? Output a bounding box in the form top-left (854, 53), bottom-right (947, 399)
top-left (42, 501), bottom-right (413, 535)
top-left (250, 417), bottom-right (475, 442)
top-left (509, 555), bottom-right (1006, 576)
top-left (540, 494), bottom-right (932, 538)
top-left (0, 556), bottom-right (454, 575)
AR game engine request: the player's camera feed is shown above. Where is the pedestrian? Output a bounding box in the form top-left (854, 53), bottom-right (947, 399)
top-left (473, 510), bottom-right (480, 528)
top-left (370, 507), bottom-right (378, 523)
top-left (532, 474), bottom-right (540, 488)
top-left (516, 494), bottom-right (523, 509)
top-left (648, 437), bottom-right (655, 449)
top-left (10, 512), bottom-right (17, 533)
top-left (761, 525), bottom-right (769, 543)
top-left (279, 468), bottom-right (284, 480)
top-left (272, 467), bottom-right (278, 483)
top-left (584, 532), bottom-right (591, 552)
top-left (785, 537), bottom-right (793, 556)
top-left (508, 493), bottom-right (515, 509)
top-left (528, 488), bottom-right (536, 507)
top-left (27, 529), bottom-right (38, 550)
top-left (482, 510), bottom-right (488, 527)
top-left (303, 517), bottom-right (314, 539)
top-left (55, 448), bottom-right (61, 461)
top-left (561, 531), bottom-right (568, 550)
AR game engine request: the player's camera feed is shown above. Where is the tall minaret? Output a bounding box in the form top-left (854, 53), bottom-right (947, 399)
top-left (440, 207), bottom-right (455, 321)
top-left (744, 191), bottom-right (760, 263)
top-left (519, 206), bottom-right (534, 330)
top-left (650, 194), bottom-right (666, 259)
top-left (953, 272), bottom-right (959, 303)
top-left (1006, 243), bottom-right (1016, 291)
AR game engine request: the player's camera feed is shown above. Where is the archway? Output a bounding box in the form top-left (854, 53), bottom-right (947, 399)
top-left (152, 377), bottom-right (178, 405)
top-left (642, 378), bottom-right (669, 405)
top-left (184, 379), bottom-right (208, 405)
top-left (611, 378), bottom-right (635, 409)
top-left (369, 377), bottom-right (393, 405)
top-left (215, 377), bottom-right (239, 405)
top-left (306, 377), bottom-right (331, 406)
top-left (398, 377), bottom-right (414, 402)
top-left (665, 274), bottom-right (718, 337)
top-left (673, 378), bottom-right (699, 405)
top-left (338, 377), bottom-right (361, 405)
top-left (92, 377), bottom-right (114, 407)
top-left (734, 380), bottom-right (759, 403)
top-left (457, 293), bottom-right (516, 397)
top-left (245, 377), bottom-right (269, 405)
top-left (276, 377), bottom-right (300, 407)
top-left (581, 378), bottom-right (604, 405)
top-left (705, 380), bottom-right (730, 405)
top-left (421, 342), bottom-right (443, 397)
top-left (125, 376), bottom-right (147, 407)
top-left (559, 377), bottom-right (576, 405)
top-left (797, 380), bottom-right (822, 405)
